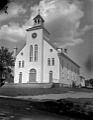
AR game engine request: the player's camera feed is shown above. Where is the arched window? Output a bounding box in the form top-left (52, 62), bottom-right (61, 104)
top-left (48, 58), bottom-right (50, 66)
top-left (30, 45), bottom-right (33, 62)
top-left (52, 58), bottom-right (55, 66)
top-left (49, 71), bottom-right (53, 82)
top-left (22, 61), bottom-right (24, 67)
top-left (29, 69), bottom-right (36, 82)
top-left (34, 44), bottom-right (38, 61)
top-left (19, 61), bottom-right (21, 68)
top-left (19, 72), bottom-right (22, 83)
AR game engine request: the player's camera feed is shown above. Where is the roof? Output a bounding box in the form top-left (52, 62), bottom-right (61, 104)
top-left (58, 52), bottom-right (80, 68)
top-left (26, 25), bottom-right (50, 35)
top-left (16, 42), bottom-right (26, 56)
top-left (44, 37), bottom-right (80, 68)
top-left (33, 14), bottom-right (45, 23)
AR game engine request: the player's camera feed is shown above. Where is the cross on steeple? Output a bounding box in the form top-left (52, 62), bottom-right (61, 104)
top-left (38, 9), bottom-right (40, 15)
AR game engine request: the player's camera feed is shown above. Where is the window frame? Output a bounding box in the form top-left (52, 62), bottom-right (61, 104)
top-left (52, 58), bottom-right (55, 66)
top-left (34, 44), bottom-right (38, 61)
top-left (48, 58), bottom-right (50, 66)
top-left (30, 45), bottom-right (33, 62)
top-left (19, 61), bottom-right (21, 68)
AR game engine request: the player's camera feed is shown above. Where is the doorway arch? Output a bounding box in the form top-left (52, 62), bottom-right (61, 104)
top-left (49, 71), bottom-right (53, 83)
top-left (29, 69), bottom-right (36, 82)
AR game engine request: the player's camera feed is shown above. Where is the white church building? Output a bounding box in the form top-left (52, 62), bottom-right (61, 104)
top-left (14, 12), bottom-right (80, 87)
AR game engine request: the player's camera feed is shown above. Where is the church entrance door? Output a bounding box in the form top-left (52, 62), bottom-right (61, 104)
top-left (29, 69), bottom-right (36, 82)
top-left (49, 71), bottom-right (53, 83)
top-left (19, 72), bottom-right (22, 83)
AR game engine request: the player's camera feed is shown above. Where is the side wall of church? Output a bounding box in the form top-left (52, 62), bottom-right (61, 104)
top-left (58, 54), bottom-right (80, 86)
top-left (43, 40), bottom-right (60, 83)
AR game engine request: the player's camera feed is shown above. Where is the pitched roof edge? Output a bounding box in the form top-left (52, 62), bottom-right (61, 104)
top-left (58, 52), bottom-right (80, 68)
top-left (16, 42), bottom-right (26, 56)
top-left (26, 25), bottom-right (50, 35)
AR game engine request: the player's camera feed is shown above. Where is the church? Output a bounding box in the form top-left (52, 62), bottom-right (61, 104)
top-left (14, 12), bottom-right (80, 87)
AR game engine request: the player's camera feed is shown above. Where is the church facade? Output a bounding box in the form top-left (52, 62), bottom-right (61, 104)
top-left (14, 13), bottom-right (80, 87)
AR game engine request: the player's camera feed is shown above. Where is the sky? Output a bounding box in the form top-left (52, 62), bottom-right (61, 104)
top-left (0, 0), bottom-right (93, 79)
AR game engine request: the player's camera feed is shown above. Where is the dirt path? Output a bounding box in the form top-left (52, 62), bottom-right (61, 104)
top-left (15, 91), bottom-right (93, 100)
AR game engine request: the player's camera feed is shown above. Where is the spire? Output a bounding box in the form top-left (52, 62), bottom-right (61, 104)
top-left (33, 9), bottom-right (45, 26)
top-left (38, 9), bottom-right (40, 15)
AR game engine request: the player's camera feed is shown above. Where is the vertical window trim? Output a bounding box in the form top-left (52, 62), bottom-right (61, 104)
top-left (19, 72), bottom-right (22, 83)
top-left (48, 58), bottom-right (50, 66)
top-left (52, 58), bottom-right (55, 66)
top-left (19, 61), bottom-right (21, 68)
top-left (34, 44), bottom-right (38, 61)
top-left (30, 45), bottom-right (33, 62)
top-left (22, 61), bottom-right (24, 68)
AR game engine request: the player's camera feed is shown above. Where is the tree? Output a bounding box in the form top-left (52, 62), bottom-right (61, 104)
top-left (0, 0), bottom-right (10, 14)
top-left (0, 46), bottom-right (15, 85)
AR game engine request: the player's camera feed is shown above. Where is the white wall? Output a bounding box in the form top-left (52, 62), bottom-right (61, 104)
top-left (14, 28), bottom-right (44, 83)
top-left (43, 40), bottom-right (60, 83)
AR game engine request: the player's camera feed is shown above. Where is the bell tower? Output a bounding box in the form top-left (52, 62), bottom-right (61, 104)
top-left (33, 10), bottom-right (45, 27)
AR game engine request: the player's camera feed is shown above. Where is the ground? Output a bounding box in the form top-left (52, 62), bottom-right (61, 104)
top-left (0, 84), bottom-right (93, 101)
top-left (0, 84), bottom-right (93, 119)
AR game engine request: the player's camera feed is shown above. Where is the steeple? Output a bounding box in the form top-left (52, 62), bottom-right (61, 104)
top-left (33, 9), bottom-right (45, 26)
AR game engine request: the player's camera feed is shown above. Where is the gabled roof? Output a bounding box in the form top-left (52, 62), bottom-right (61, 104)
top-left (16, 42), bottom-right (26, 56)
top-left (58, 52), bottom-right (80, 68)
top-left (33, 14), bottom-right (45, 23)
top-left (26, 25), bottom-right (50, 35)
top-left (44, 37), bottom-right (80, 68)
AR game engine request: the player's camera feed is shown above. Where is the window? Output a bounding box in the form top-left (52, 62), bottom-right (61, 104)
top-left (19, 61), bottom-right (21, 68)
top-left (22, 61), bottom-right (24, 67)
top-left (50, 49), bottom-right (53, 52)
top-left (19, 72), bottom-right (22, 83)
top-left (49, 71), bottom-right (53, 82)
top-left (29, 69), bottom-right (36, 82)
top-left (52, 58), bottom-right (55, 66)
top-left (30, 45), bottom-right (33, 62)
top-left (48, 58), bottom-right (50, 66)
top-left (21, 52), bottom-right (23, 55)
top-left (34, 44), bottom-right (38, 61)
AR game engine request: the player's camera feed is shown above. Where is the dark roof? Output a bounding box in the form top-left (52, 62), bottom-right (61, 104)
top-left (26, 25), bottom-right (50, 35)
top-left (44, 38), bottom-right (57, 50)
top-left (33, 14), bottom-right (45, 23)
top-left (16, 42), bottom-right (26, 56)
top-left (58, 52), bottom-right (80, 68)
top-left (44, 38), bottom-right (80, 68)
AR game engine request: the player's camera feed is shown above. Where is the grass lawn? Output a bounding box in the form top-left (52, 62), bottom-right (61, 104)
top-left (0, 84), bottom-right (93, 97)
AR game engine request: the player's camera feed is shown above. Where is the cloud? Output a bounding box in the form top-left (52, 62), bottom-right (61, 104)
top-left (0, 23), bottom-right (26, 42)
top-left (0, 0), bottom-right (84, 46)
top-left (29, 0), bottom-right (84, 47)
top-left (0, 2), bottom-right (26, 22)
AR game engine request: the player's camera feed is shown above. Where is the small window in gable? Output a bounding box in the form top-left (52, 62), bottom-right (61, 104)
top-left (21, 52), bottom-right (23, 55)
top-left (50, 49), bottom-right (53, 52)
